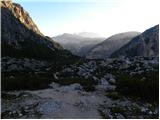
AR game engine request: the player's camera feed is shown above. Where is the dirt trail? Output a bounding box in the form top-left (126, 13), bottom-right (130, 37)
top-left (2, 83), bottom-right (108, 119)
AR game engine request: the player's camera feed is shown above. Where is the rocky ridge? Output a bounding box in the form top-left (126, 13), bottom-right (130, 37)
top-left (111, 25), bottom-right (159, 57)
top-left (86, 32), bottom-right (140, 59)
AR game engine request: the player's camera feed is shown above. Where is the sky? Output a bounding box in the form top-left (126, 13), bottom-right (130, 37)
top-left (13, 0), bottom-right (159, 37)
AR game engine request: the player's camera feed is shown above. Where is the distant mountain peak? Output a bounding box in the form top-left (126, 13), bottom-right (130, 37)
top-left (75, 32), bottom-right (103, 38)
top-left (53, 33), bottom-right (105, 56)
top-left (55, 32), bottom-right (104, 39)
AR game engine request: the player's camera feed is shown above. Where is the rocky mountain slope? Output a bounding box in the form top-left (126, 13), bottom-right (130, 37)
top-left (1, 0), bottom-right (74, 60)
top-left (86, 32), bottom-right (140, 59)
top-left (53, 33), bottom-right (105, 56)
top-left (1, 0), bottom-right (79, 91)
top-left (111, 25), bottom-right (159, 57)
top-left (1, 0), bottom-right (42, 36)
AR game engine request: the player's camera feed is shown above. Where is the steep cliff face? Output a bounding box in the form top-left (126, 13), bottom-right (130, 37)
top-left (1, 0), bottom-right (42, 36)
top-left (1, 0), bottom-right (69, 60)
top-left (111, 25), bottom-right (159, 57)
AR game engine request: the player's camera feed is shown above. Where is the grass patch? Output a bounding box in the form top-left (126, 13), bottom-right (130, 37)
top-left (110, 106), bottom-right (126, 114)
top-left (1, 93), bottom-right (17, 100)
top-left (1, 72), bottom-right (53, 90)
top-left (105, 92), bottom-right (122, 100)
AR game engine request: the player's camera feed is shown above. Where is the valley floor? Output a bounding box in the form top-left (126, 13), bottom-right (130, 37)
top-left (2, 84), bottom-right (104, 119)
top-left (1, 57), bottom-right (159, 119)
top-left (1, 82), bottom-right (158, 119)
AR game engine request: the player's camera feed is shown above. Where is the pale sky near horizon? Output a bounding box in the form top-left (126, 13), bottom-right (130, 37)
top-left (13, 0), bottom-right (159, 38)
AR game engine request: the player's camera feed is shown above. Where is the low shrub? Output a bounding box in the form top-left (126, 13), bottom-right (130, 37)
top-left (1, 72), bottom-right (53, 90)
top-left (116, 70), bottom-right (159, 101)
top-left (105, 92), bottom-right (122, 100)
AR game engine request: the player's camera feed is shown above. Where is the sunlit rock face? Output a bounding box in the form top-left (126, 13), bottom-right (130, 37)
top-left (1, 0), bottom-right (67, 59)
top-left (1, 0), bottom-right (43, 36)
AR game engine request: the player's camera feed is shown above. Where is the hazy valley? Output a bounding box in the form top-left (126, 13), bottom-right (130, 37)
top-left (53, 33), bottom-right (105, 56)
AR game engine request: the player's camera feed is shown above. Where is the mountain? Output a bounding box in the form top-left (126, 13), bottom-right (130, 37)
top-left (86, 32), bottom-right (140, 59)
top-left (111, 25), bottom-right (159, 57)
top-left (76, 32), bottom-right (104, 38)
top-left (1, 0), bottom-right (80, 91)
top-left (1, 0), bottom-right (43, 36)
top-left (53, 33), bottom-right (105, 56)
top-left (1, 0), bottom-right (74, 60)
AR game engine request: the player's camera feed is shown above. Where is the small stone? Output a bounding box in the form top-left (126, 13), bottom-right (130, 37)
top-left (149, 111), bottom-right (152, 115)
top-left (153, 109), bottom-right (159, 114)
top-left (12, 111), bottom-right (16, 114)
top-left (9, 111), bottom-right (12, 115)
top-left (24, 106), bottom-right (29, 110)
top-left (93, 76), bottom-right (98, 81)
top-left (141, 107), bottom-right (147, 112)
top-left (108, 78), bottom-right (116, 84)
top-left (9, 76), bottom-right (15, 79)
top-left (100, 78), bottom-right (109, 85)
top-left (19, 113), bottom-right (23, 117)
top-left (116, 113), bottom-right (125, 119)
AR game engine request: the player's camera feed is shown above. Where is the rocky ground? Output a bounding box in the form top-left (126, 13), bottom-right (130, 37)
top-left (1, 83), bottom-right (158, 119)
top-left (1, 57), bottom-right (159, 119)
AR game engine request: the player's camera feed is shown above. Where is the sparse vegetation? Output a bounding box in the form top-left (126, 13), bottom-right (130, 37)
top-left (116, 70), bottom-right (159, 101)
top-left (110, 106), bottom-right (126, 115)
top-left (1, 72), bottom-right (53, 90)
top-left (105, 91), bottom-right (122, 100)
